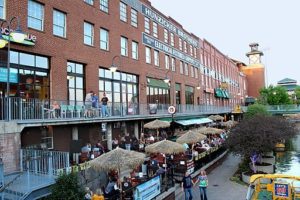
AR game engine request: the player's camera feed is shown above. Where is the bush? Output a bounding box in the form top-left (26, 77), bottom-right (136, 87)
top-left (244, 104), bottom-right (269, 119)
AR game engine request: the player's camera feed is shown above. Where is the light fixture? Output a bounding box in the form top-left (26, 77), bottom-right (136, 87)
top-left (164, 76), bottom-right (170, 83)
top-left (109, 65), bottom-right (118, 73)
top-left (10, 26), bottom-right (26, 43)
top-left (196, 85), bottom-right (201, 90)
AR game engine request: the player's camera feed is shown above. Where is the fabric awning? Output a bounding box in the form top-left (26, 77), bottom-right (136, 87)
top-left (215, 88), bottom-right (224, 98)
top-left (147, 78), bottom-right (169, 89)
top-left (175, 118), bottom-right (213, 126)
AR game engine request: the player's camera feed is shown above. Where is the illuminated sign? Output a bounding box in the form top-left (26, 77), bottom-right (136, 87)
top-left (1, 28), bottom-right (36, 46)
top-left (0, 68), bottom-right (18, 83)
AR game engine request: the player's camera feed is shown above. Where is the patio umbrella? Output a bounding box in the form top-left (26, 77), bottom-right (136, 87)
top-left (198, 127), bottom-right (224, 135)
top-left (145, 139), bottom-right (185, 155)
top-left (176, 130), bottom-right (207, 144)
top-left (144, 119), bottom-right (170, 138)
top-left (223, 120), bottom-right (238, 128)
top-left (208, 115), bottom-right (224, 121)
top-left (90, 147), bottom-right (145, 173)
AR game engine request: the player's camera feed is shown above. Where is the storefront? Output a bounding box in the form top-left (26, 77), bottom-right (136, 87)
top-left (146, 77), bottom-right (170, 105)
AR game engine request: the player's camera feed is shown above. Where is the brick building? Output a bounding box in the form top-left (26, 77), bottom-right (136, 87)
top-left (0, 0), bottom-right (248, 175)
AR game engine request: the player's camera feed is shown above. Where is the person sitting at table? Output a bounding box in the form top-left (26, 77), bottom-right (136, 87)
top-left (45, 101), bottom-right (60, 118)
top-left (121, 176), bottom-right (133, 199)
top-left (148, 134), bottom-right (155, 143)
top-left (104, 177), bottom-right (120, 198)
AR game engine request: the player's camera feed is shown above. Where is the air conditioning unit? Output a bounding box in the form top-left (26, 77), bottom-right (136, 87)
top-left (41, 137), bottom-right (53, 149)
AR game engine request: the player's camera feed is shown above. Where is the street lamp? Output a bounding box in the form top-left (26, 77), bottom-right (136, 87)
top-left (0, 16), bottom-right (26, 120)
top-left (109, 56), bottom-right (122, 116)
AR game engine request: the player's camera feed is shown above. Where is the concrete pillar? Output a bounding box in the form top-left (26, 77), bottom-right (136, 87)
top-left (72, 126), bottom-right (78, 140)
top-left (107, 123), bottom-right (112, 150)
top-left (134, 122), bottom-right (139, 139)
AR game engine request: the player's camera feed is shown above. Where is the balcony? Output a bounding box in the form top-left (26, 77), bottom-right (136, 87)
top-left (0, 97), bottom-right (232, 126)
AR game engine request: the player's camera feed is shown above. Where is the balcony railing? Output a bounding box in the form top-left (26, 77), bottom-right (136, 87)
top-left (0, 97), bottom-right (232, 122)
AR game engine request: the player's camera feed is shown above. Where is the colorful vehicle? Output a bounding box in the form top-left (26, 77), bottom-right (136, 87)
top-left (246, 174), bottom-right (300, 200)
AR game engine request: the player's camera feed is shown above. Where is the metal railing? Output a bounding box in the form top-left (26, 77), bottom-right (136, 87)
top-left (266, 104), bottom-right (300, 111)
top-left (20, 149), bottom-right (70, 176)
top-left (0, 97), bottom-right (233, 122)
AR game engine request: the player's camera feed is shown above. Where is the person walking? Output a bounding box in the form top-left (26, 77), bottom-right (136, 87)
top-left (181, 171), bottom-right (194, 200)
top-left (194, 170), bottom-right (208, 200)
top-left (101, 92), bottom-right (109, 117)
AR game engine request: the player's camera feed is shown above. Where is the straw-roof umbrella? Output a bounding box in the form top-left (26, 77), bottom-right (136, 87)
top-left (176, 130), bottom-right (207, 144)
top-left (90, 147), bottom-right (145, 172)
top-left (145, 139), bottom-right (184, 155)
top-left (198, 127), bottom-right (223, 135)
top-left (144, 119), bottom-right (170, 138)
top-left (208, 115), bottom-right (224, 121)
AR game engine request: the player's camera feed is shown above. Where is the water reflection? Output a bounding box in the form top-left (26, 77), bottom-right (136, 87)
top-left (275, 133), bottom-right (300, 176)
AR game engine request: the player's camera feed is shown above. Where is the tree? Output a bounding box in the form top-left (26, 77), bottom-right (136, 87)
top-left (258, 85), bottom-right (291, 105)
top-left (244, 104), bottom-right (270, 119)
top-left (225, 115), bottom-right (296, 164)
top-left (294, 86), bottom-right (300, 105)
top-left (46, 172), bottom-right (85, 200)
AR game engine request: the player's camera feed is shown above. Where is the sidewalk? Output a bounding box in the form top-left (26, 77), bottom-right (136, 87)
top-left (176, 153), bottom-right (247, 200)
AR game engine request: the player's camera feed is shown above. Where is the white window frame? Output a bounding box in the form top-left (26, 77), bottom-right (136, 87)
top-left (132, 41), bottom-right (138, 60)
top-left (0, 0), bottom-right (6, 19)
top-left (84, 0), bottom-right (94, 5)
top-left (179, 38), bottom-right (183, 51)
top-left (165, 55), bottom-right (169, 69)
top-left (153, 22), bottom-right (158, 38)
top-left (195, 67), bottom-right (198, 78)
top-left (121, 36), bottom-right (128, 56)
top-left (154, 50), bottom-right (159, 66)
top-left (131, 8), bottom-right (138, 27)
top-left (53, 10), bottom-right (66, 38)
top-left (184, 41), bottom-right (187, 53)
top-left (184, 63), bottom-right (189, 76)
top-left (84, 21), bottom-right (94, 46)
top-left (194, 47), bottom-right (197, 58)
top-left (190, 66), bottom-right (194, 77)
top-left (120, 2), bottom-right (127, 22)
top-left (145, 47), bottom-right (151, 64)
top-left (180, 61), bottom-right (184, 74)
top-left (190, 45), bottom-right (193, 56)
top-left (100, 0), bottom-right (109, 13)
top-left (145, 17), bottom-right (150, 34)
top-left (171, 57), bottom-right (176, 71)
top-left (170, 33), bottom-right (174, 46)
top-left (28, 0), bottom-right (44, 31)
top-left (100, 28), bottom-right (109, 50)
top-left (164, 29), bottom-right (168, 43)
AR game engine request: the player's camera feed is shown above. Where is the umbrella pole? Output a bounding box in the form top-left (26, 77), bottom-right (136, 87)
top-left (118, 167), bottom-right (122, 200)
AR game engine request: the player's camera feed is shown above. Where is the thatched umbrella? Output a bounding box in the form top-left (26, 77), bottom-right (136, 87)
top-left (144, 119), bottom-right (170, 138)
top-left (90, 147), bottom-right (145, 173)
top-left (176, 130), bottom-right (207, 144)
top-left (208, 115), bottom-right (224, 121)
top-left (199, 127), bottom-right (224, 135)
top-left (223, 120), bottom-right (238, 128)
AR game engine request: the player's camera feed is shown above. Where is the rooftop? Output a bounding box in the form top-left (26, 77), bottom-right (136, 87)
top-left (277, 78), bottom-right (297, 85)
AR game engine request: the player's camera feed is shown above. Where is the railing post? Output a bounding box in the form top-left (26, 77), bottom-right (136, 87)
top-left (0, 158), bottom-right (4, 189)
top-left (34, 151), bottom-right (37, 174)
top-left (20, 149), bottom-right (23, 172)
top-left (48, 152), bottom-right (53, 175)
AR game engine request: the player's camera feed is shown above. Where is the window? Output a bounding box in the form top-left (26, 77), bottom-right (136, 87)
top-left (131, 9), bottom-right (138, 27)
top-left (153, 22), bottom-right (158, 38)
top-left (165, 55), bottom-right (169, 69)
top-left (0, 0), bottom-right (5, 19)
top-left (164, 29), bottom-right (168, 43)
top-left (154, 50), bottom-right (159, 66)
top-left (179, 38), bottom-right (182, 51)
top-left (191, 66), bottom-right (194, 77)
top-left (195, 67), bottom-right (198, 78)
top-left (194, 47), bottom-right (197, 58)
top-left (84, 22), bottom-right (94, 46)
top-left (190, 45), bottom-right (193, 56)
top-left (100, 0), bottom-right (108, 13)
top-left (145, 17), bottom-right (150, 34)
top-left (120, 2), bottom-right (127, 22)
top-left (146, 47), bottom-right (151, 64)
top-left (132, 41), bottom-right (138, 60)
top-left (28, 0), bottom-right (44, 31)
top-left (100, 28), bottom-right (109, 50)
top-left (67, 62), bottom-right (85, 104)
top-left (84, 0), bottom-right (94, 5)
top-left (170, 33), bottom-right (174, 46)
top-left (121, 37), bottom-right (128, 56)
top-left (171, 57), bottom-right (175, 71)
top-left (184, 41), bottom-right (187, 53)
top-left (180, 61), bottom-right (183, 74)
top-left (185, 86), bottom-right (194, 105)
top-left (53, 10), bottom-right (66, 37)
top-left (184, 63), bottom-right (189, 75)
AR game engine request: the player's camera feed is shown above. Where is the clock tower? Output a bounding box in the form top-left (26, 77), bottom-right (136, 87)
top-left (241, 43), bottom-right (265, 98)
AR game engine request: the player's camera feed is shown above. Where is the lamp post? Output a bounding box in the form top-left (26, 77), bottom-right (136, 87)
top-left (0, 16), bottom-right (26, 120)
top-left (109, 55), bottom-right (122, 116)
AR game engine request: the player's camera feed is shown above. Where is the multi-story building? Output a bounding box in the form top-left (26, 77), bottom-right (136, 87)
top-left (0, 0), bottom-right (247, 183)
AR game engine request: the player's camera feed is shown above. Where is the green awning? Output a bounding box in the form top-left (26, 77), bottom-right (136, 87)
top-left (185, 86), bottom-right (194, 93)
top-left (221, 90), bottom-right (227, 98)
top-left (175, 118), bottom-right (213, 126)
top-left (175, 83), bottom-right (181, 91)
top-left (223, 90), bottom-right (229, 99)
top-left (215, 88), bottom-right (223, 98)
top-left (147, 78), bottom-right (169, 89)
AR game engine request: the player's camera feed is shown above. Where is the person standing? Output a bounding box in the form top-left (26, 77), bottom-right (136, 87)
top-left (84, 91), bottom-right (93, 117)
top-left (181, 171), bottom-right (194, 200)
top-left (194, 170), bottom-right (208, 200)
top-left (101, 93), bottom-right (109, 117)
top-left (92, 92), bottom-right (99, 116)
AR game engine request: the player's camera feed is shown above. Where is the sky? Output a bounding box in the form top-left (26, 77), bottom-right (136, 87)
top-left (150, 0), bottom-right (300, 86)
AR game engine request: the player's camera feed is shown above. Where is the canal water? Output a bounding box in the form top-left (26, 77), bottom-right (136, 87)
top-left (275, 125), bottom-right (300, 176)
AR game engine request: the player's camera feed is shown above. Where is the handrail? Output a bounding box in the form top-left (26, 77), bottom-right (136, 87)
top-left (0, 171), bottom-right (25, 193)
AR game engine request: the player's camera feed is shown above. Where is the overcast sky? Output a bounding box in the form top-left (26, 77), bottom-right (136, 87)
top-left (150, 0), bottom-right (300, 86)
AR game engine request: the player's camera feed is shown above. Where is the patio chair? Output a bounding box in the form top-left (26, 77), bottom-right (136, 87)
top-left (74, 105), bottom-right (84, 118)
top-left (60, 105), bottom-right (68, 118)
top-left (67, 105), bottom-right (75, 118)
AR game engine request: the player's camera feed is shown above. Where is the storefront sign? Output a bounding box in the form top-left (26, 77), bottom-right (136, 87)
top-left (121, 0), bottom-right (199, 48)
top-left (204, 88), bottom-right (214, 93)
top-left (274, 183), bottom-right (289, 198)
top-left (134, 175), bottom-right (161, 200)
top-left (143, 33), bottom-right (200, 67)
top-left (186, 160), bottom-right (194, 175)
top-left (0, 67), bottom-right (18, 83)
top-left (1, 27), bottom-right (36, 46)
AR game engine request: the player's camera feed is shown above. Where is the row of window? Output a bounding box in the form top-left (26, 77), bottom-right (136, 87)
top-left (84, 0), bottom-right (109, 13)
